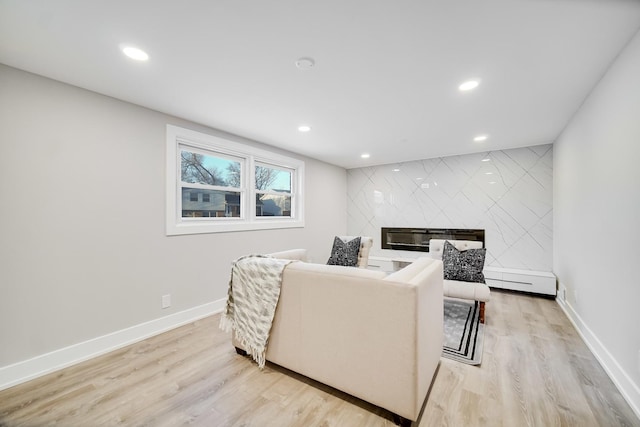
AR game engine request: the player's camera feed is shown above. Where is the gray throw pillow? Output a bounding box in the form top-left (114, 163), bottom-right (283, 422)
top-left (442, 240), bottom-right (486, 283)
top-left (327, 236), bottom-right (361, 267)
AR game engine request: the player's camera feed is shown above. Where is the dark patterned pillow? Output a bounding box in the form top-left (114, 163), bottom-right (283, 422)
top-left (442, 241), bottom-right (486, 283)
top-left (327, 236), bottom-right (361, 267)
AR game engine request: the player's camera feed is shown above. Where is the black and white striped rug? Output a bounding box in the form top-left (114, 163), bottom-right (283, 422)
top-left (442, 299), bottom-right (485, 365)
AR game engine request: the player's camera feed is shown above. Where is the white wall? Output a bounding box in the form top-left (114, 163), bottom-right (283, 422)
top-left (347, 145), bottom-right (553, 271)
top-left (0, 64), bottom-right (346, 377)
top-left (554, 30), bottom-right (640, 416)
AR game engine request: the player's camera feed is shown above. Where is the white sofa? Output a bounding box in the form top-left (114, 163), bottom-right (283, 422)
top-left (429, 239), bottom-right (490, 323)
top-left (232, 249), bottom-right (444, 425)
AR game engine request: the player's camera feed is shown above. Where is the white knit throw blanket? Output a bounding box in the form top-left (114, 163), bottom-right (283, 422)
top-left (219, 255), bottom-right (295, 368)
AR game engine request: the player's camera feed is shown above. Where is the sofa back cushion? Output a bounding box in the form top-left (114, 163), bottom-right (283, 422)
top-left (268, 248), bottom-right (309, 262)
top-left (354, 236), bottom-right (373, 268)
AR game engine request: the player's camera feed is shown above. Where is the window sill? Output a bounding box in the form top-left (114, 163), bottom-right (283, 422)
top-left (166, 219), bottom-right (305, 236)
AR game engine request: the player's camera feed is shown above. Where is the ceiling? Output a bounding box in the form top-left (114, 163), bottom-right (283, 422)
top-left (1, 1), bottom-right (639, 169)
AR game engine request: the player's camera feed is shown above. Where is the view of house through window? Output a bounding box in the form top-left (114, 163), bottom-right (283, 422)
top-left (255, 164), bottom-right (292, 217)
top-left (180, 149), bottom-right (242, 218)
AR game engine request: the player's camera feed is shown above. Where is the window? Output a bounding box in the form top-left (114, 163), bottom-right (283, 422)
top-left (180, 148), bottom-right (242, 219)
top-left (255, 163), bottom-right (293, 217)
top-left (166, 125), bottom-right (304, 235)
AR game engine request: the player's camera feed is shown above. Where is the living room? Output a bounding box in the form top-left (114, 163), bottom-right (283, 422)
top-left (1, 1), bottom-right (639, 426)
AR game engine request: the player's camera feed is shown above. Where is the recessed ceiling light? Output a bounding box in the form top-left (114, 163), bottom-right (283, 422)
top-left (361, 153), bottom-right (370, 159)
top-left (392, 168), bottom-right (400, 172)
top-left (474, 135), bottom-right (488, 142)
top-left (489, 181), bottom-right (497, 184)
top-left (416, 177), bottom-right (423, 181)
top-left (481, 158), bottom-right (491, 162)
top-left (298, 125), bottom-right (311, 132)
top-left (459, 80), bottom-right (480, 91)
top-left (121, 45), bottom-right (149, 61)
top-left (485, 172), bottom-right (493, 175)
top-left (295, 57), bottom-right (315, 70)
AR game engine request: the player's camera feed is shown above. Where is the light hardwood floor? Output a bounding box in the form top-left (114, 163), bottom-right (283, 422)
top-left (1, 290), bottom-right (638, 427)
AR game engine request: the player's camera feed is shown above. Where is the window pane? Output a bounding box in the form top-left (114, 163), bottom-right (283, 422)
top-left (256, 194), bottom-right (291, 217)
top-left (255, 165), bottom-right (291, 192)
top-left (181, 150), bottom-right (240, 187)
top-left (182, 188), bottom-right (241, 218)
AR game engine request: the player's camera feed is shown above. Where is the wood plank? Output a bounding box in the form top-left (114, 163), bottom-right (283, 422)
top-left (0, 290), bottom-right (638, 426)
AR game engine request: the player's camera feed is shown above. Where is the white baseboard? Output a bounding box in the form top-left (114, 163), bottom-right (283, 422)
top-left (0, 299), bottom-right (226, 392)
top-left (556, 297), bottom-right (640, 420)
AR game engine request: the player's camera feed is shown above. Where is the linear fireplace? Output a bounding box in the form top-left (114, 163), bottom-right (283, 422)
top-left (381, 227), bottom-right (485, 252)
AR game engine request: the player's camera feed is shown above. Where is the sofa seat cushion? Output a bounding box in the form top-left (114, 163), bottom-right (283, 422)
top-left (443, 279), bottom-right (490, 302)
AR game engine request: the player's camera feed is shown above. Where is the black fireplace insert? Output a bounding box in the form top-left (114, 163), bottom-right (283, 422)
top-left (381, 227), bottom-right (485, 252)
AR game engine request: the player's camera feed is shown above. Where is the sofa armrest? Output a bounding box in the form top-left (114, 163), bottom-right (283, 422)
top-left (410, 259), bottom-right (444, 415)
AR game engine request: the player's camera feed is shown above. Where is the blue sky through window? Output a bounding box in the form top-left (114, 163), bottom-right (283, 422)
top-left (184, 150), bottom-right (291, 191)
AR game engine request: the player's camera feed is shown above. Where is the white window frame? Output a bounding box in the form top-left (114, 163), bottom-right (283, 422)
top-left (166, 125), bottom-right (305, 235)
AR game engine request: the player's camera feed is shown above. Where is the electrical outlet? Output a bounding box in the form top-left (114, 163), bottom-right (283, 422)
top-left (162, 294), bottom-right (171, 309)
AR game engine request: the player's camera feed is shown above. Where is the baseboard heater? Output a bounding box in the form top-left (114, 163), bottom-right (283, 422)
top-left (483, 267), bottom-right (556, 296)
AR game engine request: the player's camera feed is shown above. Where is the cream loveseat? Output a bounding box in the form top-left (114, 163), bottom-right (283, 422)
top-left (232, 249), bottom-right (444, 425)
top-left (429, 239), bottom-right (490, 323)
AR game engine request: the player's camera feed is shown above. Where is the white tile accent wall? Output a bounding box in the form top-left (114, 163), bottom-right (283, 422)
top-left (347, 144), bottom-right (553, 271)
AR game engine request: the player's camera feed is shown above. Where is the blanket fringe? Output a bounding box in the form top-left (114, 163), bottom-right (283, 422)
top-left (219, 313), bottom-right (233, 334)
top-left (219, 315), bottom-right (267, 368)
